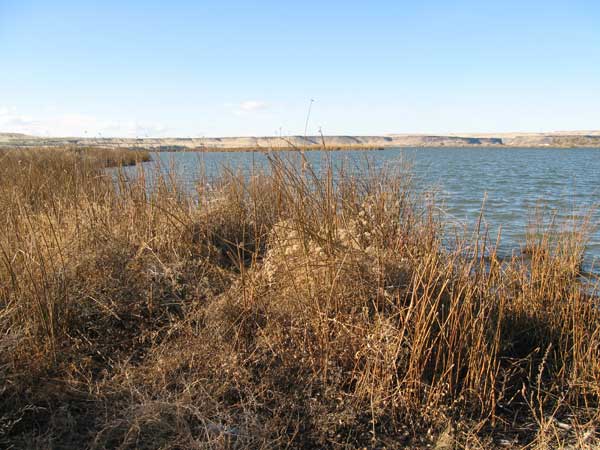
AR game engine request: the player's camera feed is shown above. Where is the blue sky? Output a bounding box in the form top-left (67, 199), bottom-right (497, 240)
top-left (1, 0), bottom-right (599, 137)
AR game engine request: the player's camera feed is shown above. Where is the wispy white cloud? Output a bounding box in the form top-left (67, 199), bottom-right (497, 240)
top-left (0, 106), bottom-right (171, 137)
top-left (238, 100), bottom-right (269, 112)
top-left (225, 100), bottom-right (271, 117)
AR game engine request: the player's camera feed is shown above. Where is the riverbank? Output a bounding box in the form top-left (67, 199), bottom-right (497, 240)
top-left (0, 148), bottom-right (598, 449)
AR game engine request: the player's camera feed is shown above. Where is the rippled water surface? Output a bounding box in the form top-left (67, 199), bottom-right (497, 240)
top-left (133, 147), bottom-right (600, 271)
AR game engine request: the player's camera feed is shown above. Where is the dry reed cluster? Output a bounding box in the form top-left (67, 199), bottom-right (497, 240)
top-left (0, 147), bottom-right (598, 449)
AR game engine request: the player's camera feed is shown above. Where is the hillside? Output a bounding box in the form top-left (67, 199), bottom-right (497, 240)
top-left (2, 131), bottom-right (600, 150)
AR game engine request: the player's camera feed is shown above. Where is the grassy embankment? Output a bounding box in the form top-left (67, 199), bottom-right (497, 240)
top-left (0, 147), bottom-right (598, 449)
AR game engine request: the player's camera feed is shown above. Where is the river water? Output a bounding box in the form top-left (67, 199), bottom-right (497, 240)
top-left (129, 147), bottom-right (600, 273)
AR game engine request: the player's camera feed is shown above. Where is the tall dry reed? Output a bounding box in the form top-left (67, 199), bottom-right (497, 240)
top-left (0, 148), bottom-right (598, 449)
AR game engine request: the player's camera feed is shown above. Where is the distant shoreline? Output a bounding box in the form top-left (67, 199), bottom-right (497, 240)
top-left (2, 131), bottom-right (600, 151)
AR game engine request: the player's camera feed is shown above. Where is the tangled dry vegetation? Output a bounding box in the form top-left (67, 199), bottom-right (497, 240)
top-left (0, 148), bottom-right (598, 449)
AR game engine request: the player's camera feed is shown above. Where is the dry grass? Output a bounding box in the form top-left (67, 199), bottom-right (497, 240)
top-left (0, 148), bottom-right (598, 449)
